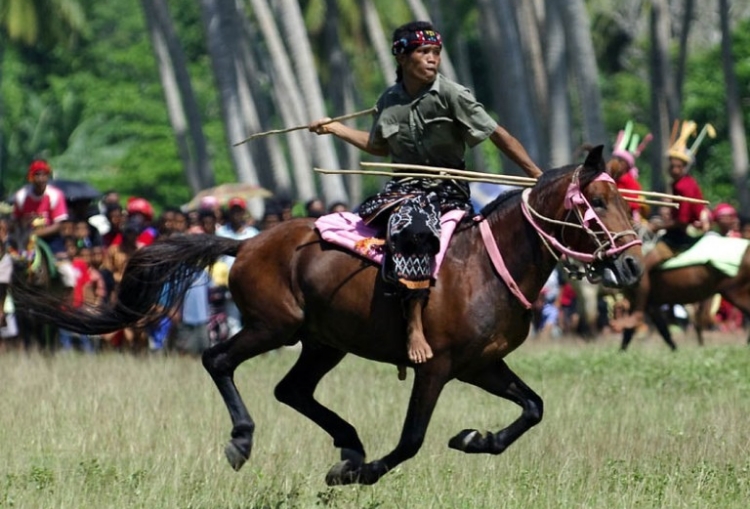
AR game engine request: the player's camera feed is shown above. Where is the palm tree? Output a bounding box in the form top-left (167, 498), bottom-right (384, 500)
top-left (545, 0), bottom-right (573, 167)
top-left (0, 0), bottom-right (86, 194)
top-left (648, 0), bottom-right (675, 192)
top-left (719, 0), bottom-right (749, 215)
top-left (247, 0), bottom-right (316, 201)
top-left (275, 0), bottom-right (348, 205)
top-left (560, 0), bottom-right (606, 149)
top-left (141, 0), bottom-right (213, 193)
top-left (199, 0), bottom-right (258, 195)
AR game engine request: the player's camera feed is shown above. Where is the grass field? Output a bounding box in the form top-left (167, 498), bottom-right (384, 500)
top-left (1, 334), bottom-right (749, 509)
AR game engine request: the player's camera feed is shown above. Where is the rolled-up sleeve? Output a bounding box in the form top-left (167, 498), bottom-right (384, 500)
top-left (452, 87), bottom-right (498, 147)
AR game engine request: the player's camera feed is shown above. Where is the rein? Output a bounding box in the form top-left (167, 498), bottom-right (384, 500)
top-left (477, 170), bottom-right (641, 306)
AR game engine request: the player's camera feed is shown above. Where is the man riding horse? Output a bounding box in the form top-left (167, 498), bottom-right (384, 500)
top-left (309, 20), bottom-right (542, 364)
top-left (612, 120), bottom-right (712, 332)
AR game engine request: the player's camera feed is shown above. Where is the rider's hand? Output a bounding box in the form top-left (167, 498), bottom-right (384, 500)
top-left (309, 117), bottom-right (333, 135)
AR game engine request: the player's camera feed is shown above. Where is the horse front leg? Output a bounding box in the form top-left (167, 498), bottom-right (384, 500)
top-left (202, 326), bottom-right (289, 471)
top-left (450, 359), bottom-right (543, 455)
top-left (274, 343), bottom-right (366, 466)
top-left (325, 357), bottom-right (451, 486)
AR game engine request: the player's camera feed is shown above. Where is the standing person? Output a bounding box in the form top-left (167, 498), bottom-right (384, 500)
top-left (125, 197), bottom-right (158, 247)
top-left (216, 197), bottom-right (259, 336)
top-left (612, 120), bottom-right (712, 331)
top-left (310, 21), bottom-right (541, 364)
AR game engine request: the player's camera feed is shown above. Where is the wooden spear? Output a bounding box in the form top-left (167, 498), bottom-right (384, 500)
top-left (233, 107), bottom-right (376, 146)
top-left (314, 168), bottom-right (678, 208)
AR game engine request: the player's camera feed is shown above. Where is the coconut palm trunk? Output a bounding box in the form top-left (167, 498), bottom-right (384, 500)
top-left (545, 0), bottom-right (572, 167)
top-left (247, 0), bottom-right (316, 201)
top-left (719, 0), bottom-right (750, 214)
top-left (275, 0), bottom-right (348, 205)
top-left (141, 0), bottom-right (213, 192)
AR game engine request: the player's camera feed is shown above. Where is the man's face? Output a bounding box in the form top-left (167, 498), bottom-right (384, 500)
top-left (31, 171), bottom-right (49, 193)
top-left (398, 44), bottom-right (442, 86)
top-left (668, 158), bottom-right (687, 180)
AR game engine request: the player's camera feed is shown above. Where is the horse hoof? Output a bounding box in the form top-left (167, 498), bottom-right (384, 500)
top-left (325, 459), bottom-right (357, 486)
top-left (448, 429), bottom-right (480, 452)
top-left (340, 448), bottom-right (365, 466)
top-left (225, 440), bottom-right (250, 471)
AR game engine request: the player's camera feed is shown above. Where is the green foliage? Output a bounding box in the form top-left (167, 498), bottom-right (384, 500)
top-left (1, 2), bottom-right (748, 210)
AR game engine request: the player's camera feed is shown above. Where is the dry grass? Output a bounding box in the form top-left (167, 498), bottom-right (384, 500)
top-left (1, 334), bottom-right (749, 508)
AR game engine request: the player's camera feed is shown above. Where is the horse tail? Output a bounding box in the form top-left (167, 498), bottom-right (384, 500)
top-left (13, 234), bottom-right (243, 336)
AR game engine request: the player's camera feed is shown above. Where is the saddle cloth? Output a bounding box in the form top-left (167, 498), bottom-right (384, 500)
top-left (659, 234), bottom-right (750, 278)
top-left (315, 210), bottom-right (466, 278)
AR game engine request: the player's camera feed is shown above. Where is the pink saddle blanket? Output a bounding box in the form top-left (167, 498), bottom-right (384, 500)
top-left (315, 210), bottom-right (466, 277)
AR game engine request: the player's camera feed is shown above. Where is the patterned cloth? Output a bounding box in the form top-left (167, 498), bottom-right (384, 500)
top-left (359, 178), bottom-right (472, 290)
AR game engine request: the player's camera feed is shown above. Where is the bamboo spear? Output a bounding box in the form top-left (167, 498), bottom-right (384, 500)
top-left (617, 188), bottom-right (708, 205)
top-left (233, 107), bottom-right (376, 146)
top-left (313, 168), bottom-right (678, 208)
top-left (359, 162), bottom-right (708, 205)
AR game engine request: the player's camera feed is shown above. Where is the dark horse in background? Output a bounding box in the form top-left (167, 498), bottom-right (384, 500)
top-left (14, 147), bottom-right (643, 485)
top-left (9, 232), bottom-right (67, 351)
top-left (620, 244), bottom-right (750, 350)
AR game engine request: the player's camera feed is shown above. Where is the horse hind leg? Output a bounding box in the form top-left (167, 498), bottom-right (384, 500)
top-left (274, 343), bottom-right (366, 467)
top-left (325, 359), bottom-right (452, 486)
top-left (202, 325), bottom-right (292, 471)
top-left (450, 359), bottom-right (543, 455)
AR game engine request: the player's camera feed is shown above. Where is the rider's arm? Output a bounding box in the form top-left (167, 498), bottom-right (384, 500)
top-left (309, 120), bottom-right (389, 157)
top-left (33, 221), bottom-right (62, 240)
top-left (490, 126), bottom-right (543, 179)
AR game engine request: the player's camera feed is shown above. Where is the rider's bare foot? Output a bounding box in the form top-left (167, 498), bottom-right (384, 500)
top-left (611, 312), bottom-right (645, 332)
top-left (407, 330), bottom-right (433, 364)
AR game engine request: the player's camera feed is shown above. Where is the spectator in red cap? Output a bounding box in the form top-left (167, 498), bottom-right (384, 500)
top-left (12, 160), bottom-right (69, 240)
top-left (126, 197), bottom-right (159, 247)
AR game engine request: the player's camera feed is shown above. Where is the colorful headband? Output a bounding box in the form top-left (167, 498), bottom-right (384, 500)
top-left (392, 29), bottom-right (442, 55)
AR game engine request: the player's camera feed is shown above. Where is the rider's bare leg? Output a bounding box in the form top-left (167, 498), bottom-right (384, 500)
top-left (406, 296), bottom-right (433, 364)
top-left (612, 248), bottom-right (663, 330)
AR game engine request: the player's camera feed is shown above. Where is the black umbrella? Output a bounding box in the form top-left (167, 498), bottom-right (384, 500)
top-left (50, 179), bottom-right (101, 202)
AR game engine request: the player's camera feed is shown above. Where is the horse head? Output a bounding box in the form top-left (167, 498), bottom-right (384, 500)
top-left (524, 145), bottom-right (643, 288)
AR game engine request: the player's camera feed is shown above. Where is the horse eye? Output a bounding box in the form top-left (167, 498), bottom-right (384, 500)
top-left (591, 197), bottom-right (606, 209)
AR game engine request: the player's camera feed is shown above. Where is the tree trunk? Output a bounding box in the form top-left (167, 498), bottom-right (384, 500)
top-left (360, 0), bottom-right (395, 82)
top-left (560, 0), bottom-right (606, 149)
top-left (199, 0), bottom-right (262, 218)
top-left (247, 0), bottom-right (315, 200)
top-left (648, 0), bottom-right (674, 192)
top-left (232, 0), bottom-right (291, 195)
top-left (276, 0), bottom-right (348, 205)
top-left (141, 0), bottom-right (213, 192)
top-left (477, 0), bottom-right (541, 173)
top-left (674, 0), bottom-right (694, 109)
top-left (719, 0), bottom-right (749, 214)
top-left (515, 0), bottom-right (548, 168)
top-left (545, 0), bottom-right (572, 167)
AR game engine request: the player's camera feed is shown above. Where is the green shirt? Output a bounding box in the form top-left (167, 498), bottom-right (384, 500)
top-left (368, 73), bottom-right (497, 169)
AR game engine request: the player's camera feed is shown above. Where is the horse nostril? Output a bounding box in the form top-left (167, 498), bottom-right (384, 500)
top-left (623, 255), bottom-right (642, 278)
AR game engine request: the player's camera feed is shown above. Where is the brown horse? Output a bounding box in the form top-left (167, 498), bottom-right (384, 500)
top-left (14, 147), bottom-right (642, 485)
top-left (620, 246), bottom-right (750, 350)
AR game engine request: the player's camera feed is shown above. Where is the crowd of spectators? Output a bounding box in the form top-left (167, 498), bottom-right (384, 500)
top-left (0, 159), bottom-right (350, 356)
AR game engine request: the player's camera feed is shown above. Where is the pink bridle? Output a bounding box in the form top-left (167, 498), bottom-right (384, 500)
top-left (478, 169), bottom-right (641, 309)
top-left (520, 170), bottom-right (641, 264)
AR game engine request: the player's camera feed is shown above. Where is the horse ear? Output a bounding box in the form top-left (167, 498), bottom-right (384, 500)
top-left (583, 145), bottom-right (606, 174)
